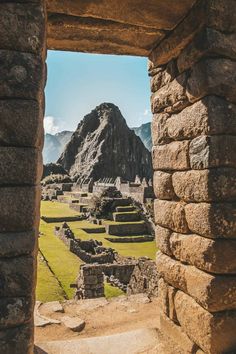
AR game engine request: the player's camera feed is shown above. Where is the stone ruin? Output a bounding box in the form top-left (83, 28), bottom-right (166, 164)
top-left (54, 223), bottom-right (116, 264)
top-left (2, 0), bottom-right (236, 352)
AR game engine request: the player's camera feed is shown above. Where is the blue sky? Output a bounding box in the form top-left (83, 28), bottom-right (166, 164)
top-left (45, 50), bottom-right (152, 134)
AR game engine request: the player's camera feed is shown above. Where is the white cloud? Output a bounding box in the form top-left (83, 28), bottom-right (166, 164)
top-left (143, 108), bottom-right (149, 116)
top-left (44, 116), bottom-right (60, 135)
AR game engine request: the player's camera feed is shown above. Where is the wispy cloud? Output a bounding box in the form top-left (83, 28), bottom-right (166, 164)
top-left (44, 116), bottom-right (60, 135)
top-left (143, 108), bottom-right (150, 116)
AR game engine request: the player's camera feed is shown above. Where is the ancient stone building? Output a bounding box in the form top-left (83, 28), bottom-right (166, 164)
top-left (1, 0), bottom-right (236, 353)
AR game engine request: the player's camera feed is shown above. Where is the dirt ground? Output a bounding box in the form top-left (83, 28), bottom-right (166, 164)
top-left (35, 294), bottom-right (160, 343)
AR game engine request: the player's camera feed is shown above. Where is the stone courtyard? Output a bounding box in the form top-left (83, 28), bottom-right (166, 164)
top-left (1, 0), bottom-right (236, 353)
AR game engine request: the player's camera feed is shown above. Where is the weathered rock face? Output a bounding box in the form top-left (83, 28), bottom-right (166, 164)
top-left (132, 122), bottom-right (152, 151)
top-left (43, 131), bottom-right (73, 164)
top-left (58, 103), bottom-right (152, 182)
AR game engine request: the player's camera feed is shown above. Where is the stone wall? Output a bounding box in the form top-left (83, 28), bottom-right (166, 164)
top-left (0, 1), bottom-right (46, 352)
top-left (150, 1), bottom-right (236, 353)
top-left (76, 264), bottom-right (104, 299)
top-left (127, 258), bottom-right (159, 297)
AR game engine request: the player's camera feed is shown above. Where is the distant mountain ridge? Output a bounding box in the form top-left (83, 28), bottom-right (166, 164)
top-left (132, 122), bottom-right (152, 151)
top-left (43, 131), bottom-right (73, 163)
top-left (57, 103), bottom-right (152, 182)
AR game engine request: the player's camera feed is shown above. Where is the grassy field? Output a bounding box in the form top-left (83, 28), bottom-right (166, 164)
top-left (36, 201), bottom-right (156, 302)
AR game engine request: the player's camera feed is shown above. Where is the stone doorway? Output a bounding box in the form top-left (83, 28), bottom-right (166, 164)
top-left (1, 0), bottom-right (236, 353)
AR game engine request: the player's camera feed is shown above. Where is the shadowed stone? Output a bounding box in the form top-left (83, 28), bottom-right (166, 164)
top-left (61, 316), bottom-right (85, 332)
top-left (156, 251), bottom-right (236, 312)
top-left (175, 290), bottom-right (236, 354)
top-left (0, 230), bottom-right (36, 258)
top-left (0, 323), bottom-right (33, 354)
top-left (0, 297), bottom-right (33, 328)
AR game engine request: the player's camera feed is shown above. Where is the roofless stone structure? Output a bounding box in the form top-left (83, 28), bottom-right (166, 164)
top-left (1, 0), bottom-right (236, 352)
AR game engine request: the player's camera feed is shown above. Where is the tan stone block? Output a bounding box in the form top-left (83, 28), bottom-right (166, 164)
top-left (0, 256), bottom-right (35, 297)
top-left (0, 3), bottom-right (45, 53)
top-left (150, 60), bottom-right (177, 92)
top-left (0, 147), bottom-right (42, 185)
top-left (0, 297), bottom-right (33, 328)
top-left (156, 251), bottom-right (236, 312)
top-left (153, 171), bottom-right (176, 200)
top-left (159, 312), bottom-right (198, 354)
top-left (189, 136), bottom-right (236, 169)
top-left (158, 278), bottom-right (168, 316)
top-left (0, 323), bottom-right (33, 354)
top-left (155, 225), bottom-right (172, 256)
top-left (151, 72), bottom-right (188, 114)
top-left (185, 202), bottom-right (236, 239)
top-left (0, 99), bottom-right (43, 147)
top-left (172, 168), bottom-right (236, 202)
top-left (154, 200), bottom-right (189, 234)
top-left (0, 186), bottom-right (41, 232)
top-left (0, 230), bottom-right (36, 258)
top-left (152, 141), bottom-right (190, 171)
top-left (178, 27), bottom-right (236, 73)
top-left (166, 96), bottom-right (236, 141)
top-left (175, 290), bottom-right (236, 354)
top-left (151, 112), bottom-right (170, 146)
top-left (187, 58), bottom-right (236, 104)
top-left (169, 232), bottom-right (236, 274)
top-left (0, 50), bottom-right (45, 100)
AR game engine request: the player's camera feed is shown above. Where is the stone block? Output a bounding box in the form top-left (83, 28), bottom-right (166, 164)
top-left (159, 312), bottom-right (198, 354)
top-left (0, 147), bottom-right (42, 185)
top-left (0, 99), bottom-right (43, 147)
top-left (0, 3), bottom-right (45, 54)
top-left (0, 186), bottom-right (41, 232)
top-left (152, 141), bottom-right (190, 171)
top-left (0, 297), bottom-right (33, 328)
top-left (0, 50), bottom-right (45, 100)
top-left (156, 251), bottom-right (236, 312)
top-left (155, 96), bottom-right (236, 144)
top-left (169, 232), bottom-right (236, 274)
top-left (0, 323), bottom-right (33, 354)
top-left (172, 168), bottom-right (236, 202)
top-left (150, 0), bottom-right (236, 67)
top-left (178, 27), bottom-right (236, 73)
top-left (187, 58), bottom-right (236, 104)
top-left (155, 225), bottom-right (172, 256)
top-left (0, 230), bottom-right (36, 258)
top-left (150, 60), bottom-right (178, 92)
top-left (0, 256), bottom-right (35, 297)
top-left (153, 171), bottom-right (176, 200)
top-left (175, 290), bottom-right (236, 354)
top-left (151, 72), bottom-right (188, 114)
top-left (185, 202), bottom-right (236, 239)
top-left (158, 278), bottom-right (178, 323)
top-left (189, 136), bottom-right (236, 169)
top-left (154, 200), bottom-right (189, 234)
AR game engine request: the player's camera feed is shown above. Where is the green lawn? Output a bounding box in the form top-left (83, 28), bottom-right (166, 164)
top-left (37, 201), bottom-right (156, 302)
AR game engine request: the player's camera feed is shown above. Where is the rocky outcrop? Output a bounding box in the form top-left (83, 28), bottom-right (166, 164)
top-left (132, 122), bottom-right (152, 151)
top-left (58, 103), bottom-right (152, 182)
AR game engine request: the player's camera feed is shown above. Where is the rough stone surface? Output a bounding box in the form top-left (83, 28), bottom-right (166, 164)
top-left (172, 168), bottom-right (236, 202)
top-left (0, 50), bottom-right (45, 100)
top-left (0, 256), bottom-right (35, 297)
top-left (151, 72), bottom-right (188, 114)
top-left (152, 96), bottom-right (236, 145)
top-left (153, 171), bottom-right (176, 200)
top-left (187, 58), bottom-right (236, 104)
top-left (159, 312), bottom-right (198, 353)
top-left (0, 147), bottom-right (42, 185)
top-left (0, 3), bottom-right (45, 53)
top-left (0, 186), bottom-right (41, 232)
top-left (152, 141), bottom-right (190, 171)
top-left (150, 60), bottom-right (178, 92)
top-left (0, 297), bottom-right (33, 328)
top-left (165, 231), bottom-right (236, 274)
top-left (158, 278), bottom-right (178, 323)
top-left (175, 290), bottom-right (236, 354)
top-left (61, 316), bottom-right (85, 332)
top-left (156, 251), bottom-right (236, 312)
top-left (185, 202), bottom-right (236, 239)
top-left (189, 135), bottom-right (236, 169)
top-left (0, 323), bottom-right (33, 354)
top-left (154, 200), bottom-right (189, 234)
top-left (0, 99), bottom-right (43, 148)
top-left (58, 103), bottom-right (152, 182)
top-left (178, 27), bottom-right (236, 73)
top-left (0, 230), bottom-right (36, 258)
